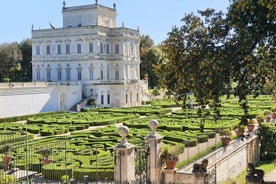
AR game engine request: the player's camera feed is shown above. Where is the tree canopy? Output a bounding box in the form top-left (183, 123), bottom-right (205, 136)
top-left (0, 43), bottom-right (22, 82)
top-left (0, 40), bottom-right (32, 82)
top-left (159, 0), bottom-right (275, 121)
top-left (140, 35), bottom-right (165, 88)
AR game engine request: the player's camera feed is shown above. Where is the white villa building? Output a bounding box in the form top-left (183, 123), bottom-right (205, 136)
top-left (0, 1), bottom-right (148, 118)
top-left (32, 2), bottom-right (144, 108)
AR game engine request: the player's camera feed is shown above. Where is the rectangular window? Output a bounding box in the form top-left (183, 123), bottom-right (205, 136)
top-left (57, 70), bottom-right (62, 81)
top-left (66, 44), bottom-right (70, 54)
top-left (130, 43), bottom-right (134, 55)
top-left (89, 70), bottom-right (94, 80)
top-left (77, 43), bottom-right (81, 53)
top-left (106, 44), bottom-right (109, 54)
top-left (100, 43), bottom-right (103, 53)
top-left (57, 45), bottom-right (61, 54)
top-left (137, 93), bottom-right (139, 102)
top-left (66, 69), bottom-right (71, 81)
top-left (89, 43), bottom-right (94, 53)
top-left (36, 71), bottom-right (40, 81)
top-left (101, 95), bottom-right (104, 105)
top-left (46, 45), bottom-right (50, 55)
top-left (36, 46), bottom-right (40, 55)
top-left (126, 94), bottom-right (128, 103)
top-left (46, 70), bottom-right (51, 81)
top-left (100, 70), bottom-right (103, 80)
top-left (115, 71), bottom-right (119, 80)
top-left (115, 44), bottom-right (120, 54)
top-left (77, 70), bottom-right (82, 80)
top-left (107, 94), bottom-right (110, 104)
top-left (107, 70), bottom-right (110, 80)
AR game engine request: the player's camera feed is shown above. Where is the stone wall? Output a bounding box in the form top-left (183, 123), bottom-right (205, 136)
top-left (172, 136), bottom-right (260, 183)
top-left (0, 82), bottom-right (82, 118)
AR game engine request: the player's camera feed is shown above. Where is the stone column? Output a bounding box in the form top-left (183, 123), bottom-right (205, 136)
top-left (163, 168), bottom-right (175, 183)
top-left (252, 137), bottom-right (260, 164)
top-left (193, 174), bottom-right (208, 184)
top-left (113, 126), bottom-right (135, 183)
top-left (145, 119), bottom-right (163, 184)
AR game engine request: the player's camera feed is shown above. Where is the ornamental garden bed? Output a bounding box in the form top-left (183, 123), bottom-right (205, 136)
top-left (0, 95), bottom-right (273, 181)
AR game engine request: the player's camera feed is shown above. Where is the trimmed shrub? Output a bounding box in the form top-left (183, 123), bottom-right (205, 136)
top-left (198, 136), bottom-right (208, 143)
top-left (40, 130), bottom-right (54, 136)
top-left (27, 127), bottom-right (40, 134)
top-left (73, 168), bottom-right (114, 181)
top-left (42, 164), bottom-right (73, 180)
top-left (69, 126), bottom-right (76, 132)
top-left (184, 140), bottom-right (197, 147)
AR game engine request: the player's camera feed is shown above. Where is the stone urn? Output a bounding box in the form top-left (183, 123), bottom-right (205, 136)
top-left (148, 119), bottom-right (158, 138)
top-left (41, 158), bottom-right (52, 165)
top-left (118, 126), bottom-right (129, 147)
top-left (247, 119), bottom-right (256, 132)
top-left (221, 137), bottom-right (231, 146)
top-left (247, 124), bottom-right (255, 132)
top-left (165, 159), bottom-right (178, 169)
top-left (234, 125), bottom-right (245, 138)
top-left (219, 129), bottom-right (232, 146)
top-left (235, 129), bottom-right (244, 138)
top-left (272, 112), bottom-right (276, 119)
top-left (265, 115), bottom-right (271, 122)
top-left (3, 155), bottom-right (12, 171)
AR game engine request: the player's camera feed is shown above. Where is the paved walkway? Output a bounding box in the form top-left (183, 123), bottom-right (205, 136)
top-left (264, 167), bottom-right (276, 183)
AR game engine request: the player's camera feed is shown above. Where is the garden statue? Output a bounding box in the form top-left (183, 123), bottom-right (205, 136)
top-left (192, 159), bottom-right (208, 173)
top-left (247, 163), bottom-right (265, 180)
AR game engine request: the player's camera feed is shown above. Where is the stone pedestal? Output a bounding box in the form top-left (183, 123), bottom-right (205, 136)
top-left (145, 135), bottom-right (163, 184)
top-left (246, 175), bottom-right (264, 184)
top-left (163, 168), bottom-right (176, 183)
top-left (247, 136), bottom-right (260, 164)
top-left (113, 144), bottom-right (135, 183)
top-left (193, 173), bottom-right (208, 184)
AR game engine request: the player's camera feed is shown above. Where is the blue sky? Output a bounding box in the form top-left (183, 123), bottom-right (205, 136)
top-left (0, 0), bottom-right (230, 45)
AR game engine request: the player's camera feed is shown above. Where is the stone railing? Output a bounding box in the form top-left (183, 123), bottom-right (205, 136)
top-left (168, 135), bottom-right (260, 184)
top-left (0, 81), bottom-right (82, 89)
top-left (0, 82), bottom-right (48, 88)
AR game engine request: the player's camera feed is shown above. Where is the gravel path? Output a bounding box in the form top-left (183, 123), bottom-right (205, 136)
top-left (264, 167), bottom-right (276, 182)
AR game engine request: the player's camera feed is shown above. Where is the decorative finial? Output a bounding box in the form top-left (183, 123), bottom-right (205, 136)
top-left (63, 1), bottom-right (66, 8)
top-left (137, 26), bottom-right (140, 32)
top-left (113, 3), bottom-right (116, 9)
top-left (148, 119), bottom-right (158, 138)
top-left (118, 126), bottom-right (129, 147)
top-left (122, 22), bottom-right (124, 28)
top-left (95, 0), bottom-right (98, 4)
top-left (32, 24), bottom-right (34, 31)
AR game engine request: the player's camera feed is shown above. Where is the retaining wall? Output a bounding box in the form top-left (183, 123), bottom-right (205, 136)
top-left (168, 135), bottom-right (260, 183)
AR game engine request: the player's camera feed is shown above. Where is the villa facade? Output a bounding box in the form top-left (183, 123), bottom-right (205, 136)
top-left (31, 1), bottom-right (143, 109)
top-left (0, 1), bottom-right (148, 118)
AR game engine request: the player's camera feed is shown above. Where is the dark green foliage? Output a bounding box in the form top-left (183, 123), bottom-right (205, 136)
top-left (158, 0), bottom-right (275, 124)
top-left (40, 130), bottom-right (54, 136)
top-left (42, 165), bottom-right (73, 180)
top-left (87, 99), bottom-right (97, 107)
top-left (18, 39), bottom-right (32, 81)
top-left (73, 169), bottom-right (114, 181)
top-left (0, 95), bottom-right (273, 180)
top-left (0, 40), bottom-right (32, 82)
top-left (257, 123), bottom-right (276, 159)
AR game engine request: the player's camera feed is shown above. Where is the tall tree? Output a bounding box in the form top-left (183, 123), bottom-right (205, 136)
top-left (159, 0), bottom-right (275, 122)
top-left (140, 35), bottom-right (166, 88)
top-left (160, 9), bottom-right (230, 117)
top-left (19, 39), bottom-right (32, 82)
top-left (0, 43), bottom-right (22, 82)
top-left (140, 35), bottom-right (154, 85)
top-left (226, 0), bottom-right (275, 120)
